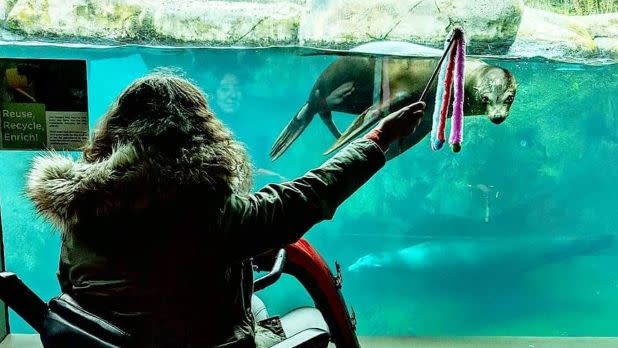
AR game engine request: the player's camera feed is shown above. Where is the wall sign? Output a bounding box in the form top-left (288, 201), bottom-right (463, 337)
top-left (1, 58), bottom-right (88, 150)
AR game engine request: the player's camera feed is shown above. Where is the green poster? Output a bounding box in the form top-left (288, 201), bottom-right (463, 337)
top-left (0, 58), bottom-right (88, 151)
top-left (1, 103), bottom-right (47, 149)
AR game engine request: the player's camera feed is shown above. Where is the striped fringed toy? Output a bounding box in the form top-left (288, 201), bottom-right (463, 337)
top-left (430, 28), bottom-right (466, 153)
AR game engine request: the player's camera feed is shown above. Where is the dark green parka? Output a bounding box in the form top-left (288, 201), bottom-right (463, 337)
top-left (26, 137), bottom-right (385, 347)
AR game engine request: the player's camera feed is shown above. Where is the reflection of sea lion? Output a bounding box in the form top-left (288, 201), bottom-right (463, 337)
top-left (270, 41), bottom-right (518, 161)
top-left (348, 234), bottom-right (614, 276)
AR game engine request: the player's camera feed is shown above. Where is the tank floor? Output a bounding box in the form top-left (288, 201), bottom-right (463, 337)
top-left (356, 336), bottom-right (618, 347)
top-left (4, 334), bottom-right (618, 348)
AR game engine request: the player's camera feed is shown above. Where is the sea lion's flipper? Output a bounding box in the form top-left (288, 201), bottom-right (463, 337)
top-left (270, 103), bottom-right (314, 161)
top-left (323, 103), bottom-right (385, 155)
top-left (319, 111), bottom-right (341, 139)
top-left (324, 92), bottom-right (412, 155)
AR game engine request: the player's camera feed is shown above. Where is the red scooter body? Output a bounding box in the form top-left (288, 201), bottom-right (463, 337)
top-left (267, 239), bottom-right (361, 348)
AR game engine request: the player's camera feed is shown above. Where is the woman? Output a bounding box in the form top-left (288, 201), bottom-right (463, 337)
top-left (26, 72), bottom-right (425, 347)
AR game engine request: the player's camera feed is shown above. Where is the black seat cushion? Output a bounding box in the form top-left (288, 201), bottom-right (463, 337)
top-left (41, 294), bottom-right (329, 348)
top-left (40, 294), bottom-right (131, 348)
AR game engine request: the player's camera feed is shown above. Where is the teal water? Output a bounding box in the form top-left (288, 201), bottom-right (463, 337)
top-left (0, 43), bottom-right (617, 337)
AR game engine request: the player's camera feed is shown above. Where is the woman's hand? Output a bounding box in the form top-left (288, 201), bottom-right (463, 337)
top-left (365, 102), bottom-right (426, 151)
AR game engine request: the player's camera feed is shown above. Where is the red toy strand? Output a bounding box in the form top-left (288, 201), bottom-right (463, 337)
top-left (437, 43), bottom-right (457, 143)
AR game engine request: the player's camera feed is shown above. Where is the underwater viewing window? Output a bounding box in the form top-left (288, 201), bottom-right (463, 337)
top-left (0, 0), bottom-right (617, 347)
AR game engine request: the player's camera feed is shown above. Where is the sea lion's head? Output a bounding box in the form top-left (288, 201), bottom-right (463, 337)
top-left (348, 252), bottom-right (392, 273)
top-left (474, 66), bottom-right (517, 125)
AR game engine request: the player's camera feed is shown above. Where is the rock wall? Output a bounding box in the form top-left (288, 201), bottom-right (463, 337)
top-left (509, 7), bottom-right (618, 60)
top-left (0, 0), bottom-right (617, 61)
top-left (3, 0), bottom-right (306, 46)
top-left (299, 0), bottom-right (524, 55)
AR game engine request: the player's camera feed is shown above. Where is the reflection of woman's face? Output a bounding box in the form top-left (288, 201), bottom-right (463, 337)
top-left (216, 73), bottom-right (241, 114)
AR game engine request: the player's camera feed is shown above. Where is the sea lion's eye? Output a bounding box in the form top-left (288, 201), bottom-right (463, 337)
top-left (505, 95), bottom-right (514, 103)
top-left (482, 96), bottom-right (489, 104)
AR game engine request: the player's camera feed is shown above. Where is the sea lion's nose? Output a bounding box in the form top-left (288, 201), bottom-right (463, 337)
top-left (491, 116), bottom-right (506, 124)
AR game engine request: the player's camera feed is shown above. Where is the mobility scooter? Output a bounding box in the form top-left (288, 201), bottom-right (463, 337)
top-left (0, 230), bottom-right (361, 347)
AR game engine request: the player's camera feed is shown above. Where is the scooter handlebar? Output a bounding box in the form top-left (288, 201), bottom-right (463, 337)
top-left (253, 249), bottom-right (287, 291)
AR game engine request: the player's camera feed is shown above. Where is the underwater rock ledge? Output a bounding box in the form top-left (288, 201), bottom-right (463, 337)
top-left (0, 0), bottom-right (617, 60)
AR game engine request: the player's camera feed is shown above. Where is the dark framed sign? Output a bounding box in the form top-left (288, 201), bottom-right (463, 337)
top-left (1, 58), bottom-right (88, 151)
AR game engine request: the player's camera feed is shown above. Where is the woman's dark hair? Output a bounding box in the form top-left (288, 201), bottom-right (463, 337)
top-left (83, 71), bottom-right (253, 193)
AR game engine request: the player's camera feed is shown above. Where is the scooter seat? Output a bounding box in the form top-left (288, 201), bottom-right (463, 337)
top-left (273, 307), bottom-right (330, 348)
top-left (281, 307), bottom-right (329, 338)
top-left (45, 296), bottom-right (331, 348)
top-left (252, 294), bottom-right (270, 322)
top-left (1, 272), bottom-right (331, 348)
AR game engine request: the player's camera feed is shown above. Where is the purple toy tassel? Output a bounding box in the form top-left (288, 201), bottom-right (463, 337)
top-left (448, 33), bottom-right (466, 152)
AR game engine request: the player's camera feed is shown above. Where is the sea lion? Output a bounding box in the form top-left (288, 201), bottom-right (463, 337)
top-left (347, 234), bottom-right (615, 277)
top-left (270, 41), bottom-right (518, 161)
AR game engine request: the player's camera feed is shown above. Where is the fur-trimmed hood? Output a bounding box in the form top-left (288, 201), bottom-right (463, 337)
top-left (26, 140), bottom-right (252, 232)
top-left (27, 72), bottom-right (255, 233)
